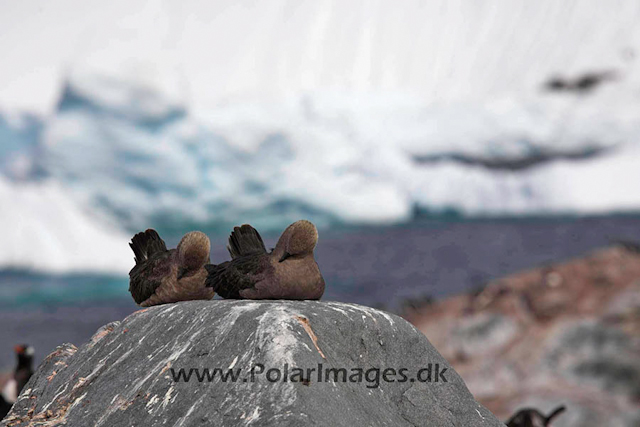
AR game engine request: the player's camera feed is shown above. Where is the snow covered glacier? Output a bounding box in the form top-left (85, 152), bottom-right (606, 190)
top-left (2, 0), bottom-right (640, 273)
top-left (36, 71), bottom-right (640, 230)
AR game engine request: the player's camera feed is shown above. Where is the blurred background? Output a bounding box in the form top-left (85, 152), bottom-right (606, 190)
top-left (1, 1), bottom-right (639, 424)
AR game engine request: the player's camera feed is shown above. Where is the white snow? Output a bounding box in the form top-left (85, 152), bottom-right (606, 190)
top-left (0, 176), bottom-right (132, 273)
top-left (1, 1), bottom-right (640, 114)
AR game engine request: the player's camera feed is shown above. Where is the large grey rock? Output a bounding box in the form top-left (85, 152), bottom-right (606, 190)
top-left (2, 301), bottom-right (503, 426)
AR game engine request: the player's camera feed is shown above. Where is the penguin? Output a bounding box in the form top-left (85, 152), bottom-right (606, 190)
top-left (0, 344), bottom-right (34, 419)
top-left (506, 405), bottom-right (566, 427)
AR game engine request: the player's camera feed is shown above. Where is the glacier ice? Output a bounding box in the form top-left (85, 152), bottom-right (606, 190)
top-left (0, 176), bottom-right (131, 273)
top-left (37, 72), bottom-right (640, 232)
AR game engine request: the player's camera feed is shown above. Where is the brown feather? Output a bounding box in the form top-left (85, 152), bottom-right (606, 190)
top-left (227, 224), bottom-right (267, 259)
top-left (206, 220), bottom-right (324, 300)
top-left (128, 230), bottom-right (213, 306)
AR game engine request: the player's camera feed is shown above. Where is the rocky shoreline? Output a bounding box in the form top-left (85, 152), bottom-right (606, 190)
top-left (404, 246), bottom-right (640, 426)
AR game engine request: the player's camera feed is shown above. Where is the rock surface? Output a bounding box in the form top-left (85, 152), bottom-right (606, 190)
top-left (406, 246), bottom-right (640, 427)
top-left (2, 301), bottom-right (503, 426)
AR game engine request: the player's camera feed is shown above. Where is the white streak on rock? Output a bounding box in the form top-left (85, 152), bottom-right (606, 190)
top-left (243, 406), bottom-right (261, 425)
top-left (173, 395), bottom-right (206, 427)
top-left (162, 385), bottom-right (174, 409)
top-left (228, 356), bottom-right (239, 370)
top-left (146, 395), bottom-right (160, 409)
top-left (41, 383), bottom-right (68, 412)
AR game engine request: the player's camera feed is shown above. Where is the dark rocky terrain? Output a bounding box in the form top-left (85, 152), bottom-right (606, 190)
top-left (2, 301), bottom-right (503, 426)
top-left (405, 246), bottom-right (640, 427)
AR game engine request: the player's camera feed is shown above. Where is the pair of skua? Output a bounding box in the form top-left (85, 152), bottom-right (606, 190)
top-left (128, 220), bottom-right (324, 307)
